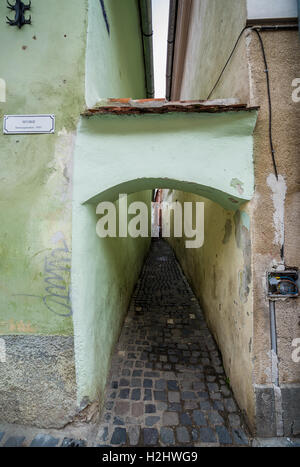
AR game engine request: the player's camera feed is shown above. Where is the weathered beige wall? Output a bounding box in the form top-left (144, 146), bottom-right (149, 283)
top-left (180, 0), bottom-right (248, 101)
top-left (162, 190), bottom-right (254, 429)
top-left (245, 30), bottom-right (300, 385)
top-left (170, 0), bottom-right (300, 436)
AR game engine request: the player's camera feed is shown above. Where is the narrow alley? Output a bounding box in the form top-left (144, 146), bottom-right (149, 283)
top-left (96, 239), bottom-right (250, 447)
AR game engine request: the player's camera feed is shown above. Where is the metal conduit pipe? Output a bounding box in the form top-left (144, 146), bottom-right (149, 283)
top-left (139, 0), bottom-right (155, 98)
top-left (166, 0), bottom-right (178, 101)
top-left (269, 300), bottom-right (279, 387)
top-left (298, 0), bottom-right (300, 36)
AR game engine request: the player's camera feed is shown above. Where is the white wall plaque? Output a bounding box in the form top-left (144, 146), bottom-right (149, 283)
top-left (3, 114), bottom-right (55, 134)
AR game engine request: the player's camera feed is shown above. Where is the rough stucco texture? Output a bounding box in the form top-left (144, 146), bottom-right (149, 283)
top-left (0, 0), bottom-right (149, 428)
top-left (0, 336), bottom-right (77, 428)
top-left (162, 191), bottom-right (254, 430)
top-left (180, 0), bottom-right (248, 101)
top-left (0, 0), bottom-right (88, 336)
top-left (175, 10), bottom-right (300, 434)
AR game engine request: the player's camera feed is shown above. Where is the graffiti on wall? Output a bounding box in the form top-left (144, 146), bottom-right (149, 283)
top-left (14, 232), bottom-right (72, 317)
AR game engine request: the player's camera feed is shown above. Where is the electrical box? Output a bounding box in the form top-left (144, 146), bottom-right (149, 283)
top-left (267, 270), bottom-right (299, 299)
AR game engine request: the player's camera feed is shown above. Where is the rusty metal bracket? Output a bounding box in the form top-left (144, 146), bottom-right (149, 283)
top-left (6, 0), bottom-right (31, 29)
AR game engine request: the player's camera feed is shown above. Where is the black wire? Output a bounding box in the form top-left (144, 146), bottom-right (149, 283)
top-left (207, 27), bottom-right (247, 100)
top-left (252, 28), bottom-right (278, 180)
top-left (206, 26), bottom-right (279, 180)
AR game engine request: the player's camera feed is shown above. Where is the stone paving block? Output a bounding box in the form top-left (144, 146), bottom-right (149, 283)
top-left (0, 432), bottom-right (4, 443)
top-left (131, 378), bottom-right (142, 387)
top-left (232, 428), bottom-right (249, 445)
top-left (221, 385), bottom-right (231, 397)
top-left (228, 414), bottom-right (241, 427)
top-left (30, 434), bottom-right (60, 447)
top-left (155, 379), bottom-right (167, 390)
top-left (61, 438), bottom-right (87, 447)
top-left (168, 402), bottom-right (182, 412)
top-left (200, 400), bottom-right (212, 410)
top-left (181, 391), bottom-right (196, 400)
top-left (168, 391), bottom-right (180, 403)
top-left (157, 401), bottom-right (168, 411)
top-left (199, 427), bottom-right (217, 443)
top-left (143, 428), bottom-right (159, 445)
top-left (98, 426), bottom-right (109, 443)
top-left (191, 428), bottom-right (199, 441)
top-left (145, 404), bottom-right (156, 414)
top-left (119, 378), bottom-right (130, 386)
top-left (4, 436), bottom-right (26, 447)
top-left (160, 427), bottom-right (175, 445)
top-left (144, 389), bottom-right (152, 401)
top-left (119, 388), bottom-right (130, 399)
top-left (131, 388), bottom-right (141, 401)
top-left (180, 413), bottom-right (192, 425)
top-left (176, 426), bottom-right (190, 443)
top-left (208, 411), bottom-right (224, 425)
top-left (184, 401), bottom-right (198, 410)
top-left (113, 416), bottom-right (125, 425)
top-left (111, 428), bottom-right (126, 445)
top-left (163, 412), bottom-right (179, 426)
top-left (145, 416), bottom-right (160, 427)
top-left (207, 383), bottom-right (219, 392)
top-left (128, 425), bottom-right (140, 446)
top-left (132, 402), bottom-right (144, 417)
top-left (216, 426), bottom-right (232, 445)
top-left (193, 410), bottom-right (207, 426)
top-left (115, 401), bottom-right (130, 416)
top-left (224, 398), bottom-right (238, 412)
top-left (143, 379), bottom-right (153, 388)
top-left (154, 390), bottom-right (167, 401)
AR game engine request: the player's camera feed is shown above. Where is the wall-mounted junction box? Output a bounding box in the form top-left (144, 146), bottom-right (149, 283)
top-left (267, 270), bottom-right (299, 299)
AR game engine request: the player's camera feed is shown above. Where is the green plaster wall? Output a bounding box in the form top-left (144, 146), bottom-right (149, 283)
top-left (72, 109), bottom-right (257, 404)
top-left (0, 0), bottom-right (88, 336)
top-left (76, 111), bottom-right (257, 210)
top-left (86, 0), bottom-right (146, 107)
top-left (73, 0), bottom-right (152, 405)
top-left (0, 0), bottom-right (152, 422)
top-left (72, 192), bottom-right (151, 405)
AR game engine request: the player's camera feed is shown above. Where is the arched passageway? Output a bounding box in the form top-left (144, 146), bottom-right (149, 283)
top-left (95, 237), bottom-right (250, 446)
top-left (71, 101), bottom-right (257, 438)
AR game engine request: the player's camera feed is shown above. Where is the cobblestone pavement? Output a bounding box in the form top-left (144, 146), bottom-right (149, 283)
top-left (0, 239), bottom-right (250, 447)
top-left (1, 239), bottom-right (300, 447)
top-left (94, 239), bottom-right (250, 447)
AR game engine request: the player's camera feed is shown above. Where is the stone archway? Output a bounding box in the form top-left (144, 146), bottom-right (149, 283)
top-left (71, 100), bottom-right (258, 412)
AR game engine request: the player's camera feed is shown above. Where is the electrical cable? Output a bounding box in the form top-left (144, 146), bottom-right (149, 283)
top-left (207, 26), bottom-right (248, 100)
top-left (252, 28), bottom-right (278, 180)
top-left (206, 26), bottom-right (279, 180)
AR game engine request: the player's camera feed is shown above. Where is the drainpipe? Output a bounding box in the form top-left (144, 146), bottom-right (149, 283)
top-left (269, 299), bottom-right (284, 436)
top-left (298, 0), bottom-right (300, 36)
top-left (166, 0), bottom-right (178, 101)
top-left (139, 0), bottom-right (155, 98)
top-left (269, 300), bottom-right (279, 387)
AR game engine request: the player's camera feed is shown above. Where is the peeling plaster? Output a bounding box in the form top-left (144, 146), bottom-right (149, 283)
top-left (267, 174), bottom-right (287, 247)
top-left (230, 178), bottom-right (244, 195)
top-left (234, 210), bottom-right (251, 303)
